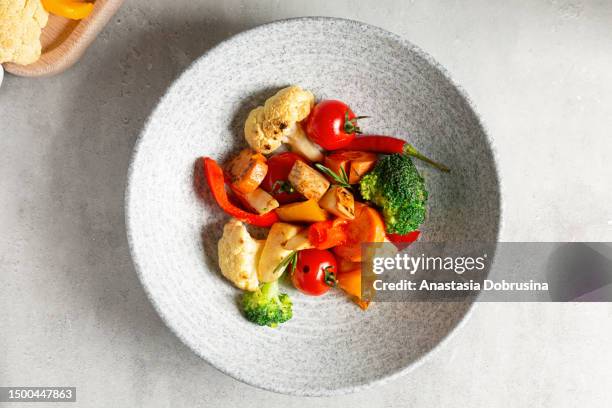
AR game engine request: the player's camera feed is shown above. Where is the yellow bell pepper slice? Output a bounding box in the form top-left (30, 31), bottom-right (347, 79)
top-left (275, 200), bottom-right (329, 223)
top-left (41, 0), bottom-right (94, 20)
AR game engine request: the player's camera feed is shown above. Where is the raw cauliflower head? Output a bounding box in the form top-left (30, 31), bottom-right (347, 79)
top-left (217, 218), bottom-right (264, 291)
top-left (244, 85), bottom-right (315, 154)
top-left (0, 0), bottom-right (49, 65)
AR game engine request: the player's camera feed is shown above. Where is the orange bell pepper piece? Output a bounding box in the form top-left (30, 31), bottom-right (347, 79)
top-left (337, 259), bottom-right (370, 310)
top-left (42, 0), bottom-right (94, 20)
top-left (333, 203), bottom-right (386, 262)
top-left (324, 151), bottom-right (377, 184)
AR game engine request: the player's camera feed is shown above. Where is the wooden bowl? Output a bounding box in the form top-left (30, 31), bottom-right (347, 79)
top-left (2, 0), bottom-right (123, 77)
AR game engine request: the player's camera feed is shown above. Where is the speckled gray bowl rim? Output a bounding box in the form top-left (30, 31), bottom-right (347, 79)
top-left (125, 16), bottom-right (502, 397)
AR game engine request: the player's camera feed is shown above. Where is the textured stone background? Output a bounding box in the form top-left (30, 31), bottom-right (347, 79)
top-left (1, 0), bottom-right (611, 406)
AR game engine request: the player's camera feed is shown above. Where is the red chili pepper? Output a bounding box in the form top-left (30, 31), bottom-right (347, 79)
top-left (308, 218), bottom-right (349, 249)
top-left (194, 157), bottom-right (279, 227)
top-left (386, 230), bottom-right (420, 250)
top-left (342, 136), bottom-right (450, 172)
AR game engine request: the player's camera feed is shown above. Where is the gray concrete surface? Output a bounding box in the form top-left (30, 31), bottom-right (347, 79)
top-left (1, 0), bottom-right (612, 406)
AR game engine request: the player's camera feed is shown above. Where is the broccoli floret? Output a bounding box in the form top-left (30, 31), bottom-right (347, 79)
top-left (359, 154), bottom-right (428, 235)
top-left (241, 281), bottom-right (292, 328)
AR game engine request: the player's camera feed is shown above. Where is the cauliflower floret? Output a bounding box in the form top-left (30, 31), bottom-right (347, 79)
top-left (244, 106), bottom-right (277, 153)
top-left (217, 218), bottom-right (264, 291)
top-left (0, 0), bottom-right (49, 65)
top-left (244, 85), bottom-right (317, 155)
top-left (261, 85), bottom-right (314, 138)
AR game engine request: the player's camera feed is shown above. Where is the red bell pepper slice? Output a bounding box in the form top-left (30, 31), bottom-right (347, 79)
top-left (194, 157), bottom-right (278, 227)
top-left (308, 218), bottom-right (349, 250)
top-left (386, 230), bottom-right (421, 250)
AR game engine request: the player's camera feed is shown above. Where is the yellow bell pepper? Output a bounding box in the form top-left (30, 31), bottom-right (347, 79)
top-left (41, 0), bottom-right (94, 20)
top-left (275, 200), bottom-right (329, 223)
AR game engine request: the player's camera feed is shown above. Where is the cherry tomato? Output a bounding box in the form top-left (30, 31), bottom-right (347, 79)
top-left (305, 100), bottom-right (365, 150)
top-left (261, 152), bottom-right (304, 203)
top-left (292, 249), bottom-right (338, 296)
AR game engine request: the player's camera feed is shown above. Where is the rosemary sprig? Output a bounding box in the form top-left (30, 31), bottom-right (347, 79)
top-left (315, 163), bottom-right (352, 190)
top-left (273, 250), bottom-right (298, 276)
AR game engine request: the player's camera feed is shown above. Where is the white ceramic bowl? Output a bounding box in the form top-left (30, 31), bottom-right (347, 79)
top-left (126, 17), bottom-right (500, 396)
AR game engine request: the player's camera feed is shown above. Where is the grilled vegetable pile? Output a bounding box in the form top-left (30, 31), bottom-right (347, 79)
top-left (194, 85), bottom-right (448, 327)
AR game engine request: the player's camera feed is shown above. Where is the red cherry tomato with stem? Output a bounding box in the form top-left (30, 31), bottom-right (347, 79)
top-left (261, 152), bottom-right (305, 204)
top-left (305, 100), bottom-right (367, 150)
top-left (292, 249), bottom-right (338, 296)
